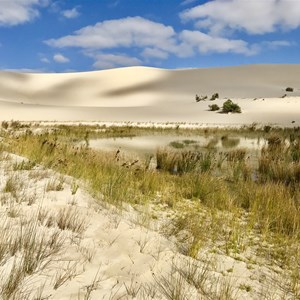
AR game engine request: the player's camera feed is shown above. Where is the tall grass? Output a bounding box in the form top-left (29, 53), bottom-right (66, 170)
top-left (8, 128), bottom-right (300, 238)
top-left (258, 134), bottom-right (300, 185)
top-left (5, 125), bottom-right (300, 285)
top-left (156, 148), bottom-right (216, 174)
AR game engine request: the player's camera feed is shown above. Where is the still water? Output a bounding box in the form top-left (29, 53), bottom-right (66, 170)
top-left (88, 134), bottom-right (267, 157)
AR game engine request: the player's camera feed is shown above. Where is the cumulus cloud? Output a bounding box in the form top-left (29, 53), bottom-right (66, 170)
top-left (86, 53), bottom-right (142, 69)
top-left (142, 48), bottom-right (169, 59)
top-left (45, 16), bottom-right (261, 58)
top-left (179, 30), bottom-right (258, 55)
top-left (180, 0), bottom-right (300, 35)
top-left (53, 53), bottom-right (70, 63)
top-left (62, 7), bottom-right (80, 19)
top-left (45, 16), bottom-right (177, 51)
top-left (45, 15), bottom-right (288, 69)
top-left (0, 0), bottom-right (48, 26)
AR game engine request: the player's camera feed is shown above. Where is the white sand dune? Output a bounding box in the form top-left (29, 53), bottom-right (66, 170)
top-left (0, 64), bottom-right (300, 125)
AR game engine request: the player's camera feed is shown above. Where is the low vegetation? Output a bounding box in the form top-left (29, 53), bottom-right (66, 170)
top-left (210, 93), bottom-right (219, 101)
top-left (222, 99), bottom-right (242, 113)
top-left (195, 94), bottom-right (207, 102)
top-left (2, 122), bottom-right (300, 298)
top-left (208, 104), bottom-right (220, 111)
top-left (195, 92), bottom-right (219, 102)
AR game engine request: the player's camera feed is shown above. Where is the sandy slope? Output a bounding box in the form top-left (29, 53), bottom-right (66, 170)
top-left (0, 64), bottom-right (300, 125)
top-left (0, 152), bottom-right (290, 299)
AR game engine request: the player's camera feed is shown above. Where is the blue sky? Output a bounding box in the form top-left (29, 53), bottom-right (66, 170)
top-left (0, 0), bottom-right (300, 72)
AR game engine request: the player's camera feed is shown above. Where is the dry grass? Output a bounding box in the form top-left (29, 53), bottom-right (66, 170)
top-left (4, 123), bottom-right (300, 298)
top-left (56, 207), bottom-right (87, 235)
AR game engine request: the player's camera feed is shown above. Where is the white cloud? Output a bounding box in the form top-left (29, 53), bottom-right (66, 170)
top-left (4, 68), bottom-right (46, 73)
top-left (87, 53), bottom-right (142, 69)
top-left (45, 16), bottom-right (177, 52)
top-left (40, 57), bottom-right (50, 63)
top-left (181, 0), bottom-right (198, 6)
top-left (179, 30), bottom-right (258, 55)
top-left (45, 15), bottom-right (288, 69)
top-left (142, 48), bottom-right (169, 59)
top-left (62, 7), bottom-right (80, 19)
top-left (264, 40), bottom-right (293, 49)
top-left (180, 0), bottom-right (300, 35)
top-left (0, 0), bottom-right (48, 26)
top-left (53, 53), bottom-right (70, 63)
top-left (108, 0), bottom-right (120, 8)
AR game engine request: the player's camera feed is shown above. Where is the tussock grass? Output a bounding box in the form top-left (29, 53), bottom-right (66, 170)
top-left (0, 214), bottom-right (66, 298)
top-left (236, 182), bottom-right (300, 237)
top-left (13, 160), bottom-right (36, 171)
top-left (258, 134), bottom-right (300, 185)
top-left (156, 148), bottom-right (216, 174)
top-left (53, 261), bottom-right (80, 290)
top-left (5, 124), bottom-right (300, 297)
top-left (153, 259), bottom-right (238, 300)
top-left (46, 177), bottom-right (64, 192)
top-left (56, 207), bottom-right (87, 234)
top-left (3, 176), bottom-right (19, 195)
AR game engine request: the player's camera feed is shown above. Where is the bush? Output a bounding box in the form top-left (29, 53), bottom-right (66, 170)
top-left (10, 120), bottom-right (21, 129)
top-left (1, 121), bottom-right (9, 129)
top-left (210, 93), bottom-right (219, 101)
top-left (286, 87), bottom-right (294, 92)
top-left (222, 100), bottom-right (241, 113)
top-left (195, 94), bottom-right (207, 102)
top-left (209, 104), bottom-right (220, 111)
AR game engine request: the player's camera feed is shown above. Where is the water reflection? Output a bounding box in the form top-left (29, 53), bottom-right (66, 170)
top-left (88, 134), bottom-right (267, 158)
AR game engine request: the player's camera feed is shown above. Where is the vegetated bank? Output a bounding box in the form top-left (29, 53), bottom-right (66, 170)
top-left (2, 121), bottom-right (300, 298)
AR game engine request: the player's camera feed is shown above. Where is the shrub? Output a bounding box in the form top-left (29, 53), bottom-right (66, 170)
top-left (209, 104), bottom-right (220, 111)
top-left (222, 100), bottom-right (241, 113)
top-left (286, 87), bottom-right (294, 92)
top-left (10, 120), bottom-right (21, 129)
top-left (1, 121), bottom-right (9, 129)
top-left (263, 125), bottom-right (272, 133)
top-left (195, 94), bottom-right (207, 102)
top-left (210, 93), bottom-right (219, 101)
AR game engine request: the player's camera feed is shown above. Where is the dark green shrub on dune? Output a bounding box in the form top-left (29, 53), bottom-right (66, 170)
top-left (222, 100), bottom-right (241, 113)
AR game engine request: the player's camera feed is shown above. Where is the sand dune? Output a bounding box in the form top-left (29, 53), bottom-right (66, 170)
top-left (0, 64), bottom-right (300, 125)
top-left (0, 152), bottom-right (290, 299)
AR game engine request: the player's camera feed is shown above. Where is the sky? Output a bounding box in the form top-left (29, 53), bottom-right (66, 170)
top-left (0, 0), bottom-right (300, 72)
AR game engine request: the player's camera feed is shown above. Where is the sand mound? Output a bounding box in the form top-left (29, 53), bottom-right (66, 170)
top-left (0, 64), bottom-right (300, 125)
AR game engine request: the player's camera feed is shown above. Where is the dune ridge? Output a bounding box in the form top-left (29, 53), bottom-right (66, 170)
top-left (0, 64), bottom-right (300, 125)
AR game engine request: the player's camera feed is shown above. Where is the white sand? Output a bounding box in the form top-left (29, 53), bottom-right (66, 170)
top-left (0, 152), bottom-right (293, 299)
top-left (0, 64), bottom-right (300, 126)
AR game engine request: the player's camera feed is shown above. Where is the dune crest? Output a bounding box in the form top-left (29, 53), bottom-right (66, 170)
top-left (0, 64), bottom-right (300, 125)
